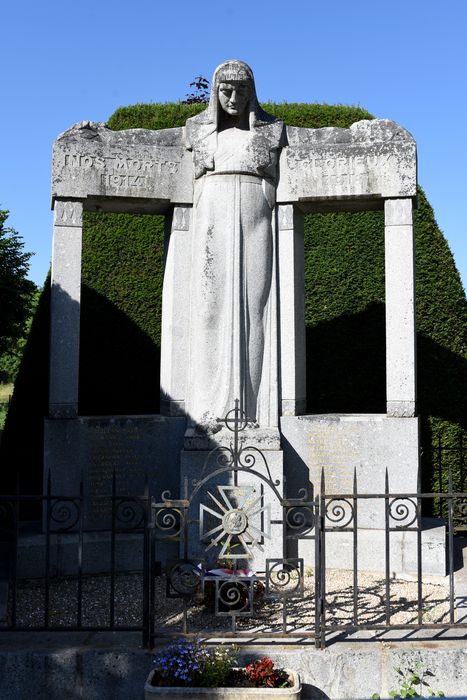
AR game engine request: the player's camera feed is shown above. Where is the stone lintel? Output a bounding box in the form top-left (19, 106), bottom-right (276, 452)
top-left (52, 121), bottom-right (193, 205)
top-left (278, 119), bottom-right (417, 204)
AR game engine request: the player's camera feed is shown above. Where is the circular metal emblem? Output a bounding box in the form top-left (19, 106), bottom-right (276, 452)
top-left (223, 509), bottom-right (248, 535)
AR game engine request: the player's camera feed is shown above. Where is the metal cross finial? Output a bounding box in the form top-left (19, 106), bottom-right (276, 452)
top-left (219, 399), bottom-right (254, 471)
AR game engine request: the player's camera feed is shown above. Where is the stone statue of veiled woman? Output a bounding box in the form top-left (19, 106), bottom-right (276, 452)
top-left (184, 60), bottom-right (285, 431)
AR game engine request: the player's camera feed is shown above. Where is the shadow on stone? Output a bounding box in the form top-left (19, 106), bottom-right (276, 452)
top-left (301, 685), bottom-right (330, 699)
top-left (305, 303), bottom-right (386, 415)
top-left (79, 284), bottom-right (160, 415)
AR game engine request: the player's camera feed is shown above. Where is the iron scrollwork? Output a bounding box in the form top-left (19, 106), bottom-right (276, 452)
top-left (285, 500), bottom-right (315, 538)
top-left (166, 560), bottom-right (203, 598)
top-left (49, 498), bottom-right (81, 531)
top-left (152, 492), bottom-right (186, 540)
top-left (115, 497), bottom-right (145, 530)
top-left (214, 575), bottom-right (254, 617)
top-left (266, 558), bottom-right (304, 599)
top-left (324, 498), bottom-right (354, 529)
top-left (388, 497), bottom-right (417, 528)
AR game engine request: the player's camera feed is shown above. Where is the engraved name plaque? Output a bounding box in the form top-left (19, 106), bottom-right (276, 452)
top-left (52, 122), bottom-right (193, 210)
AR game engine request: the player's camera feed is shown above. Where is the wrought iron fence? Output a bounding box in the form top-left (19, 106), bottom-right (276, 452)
top-left (430, 432), bottom-right (466, 528)
top-left (1, 406), bottom-right (466, 649)
top-left (0, 473), bottom-right (152, 643)
top-left (318, 470), bottom-right (467, 648)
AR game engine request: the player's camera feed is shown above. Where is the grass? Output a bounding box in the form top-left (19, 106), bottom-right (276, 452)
top-left (0, 383), bottom-right (13, 402)
top-left (0, 383), bottom-right (13, 430)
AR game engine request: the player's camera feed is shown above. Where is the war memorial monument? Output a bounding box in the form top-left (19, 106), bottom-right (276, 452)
top-left (44, 59), bottom-right (445, 574)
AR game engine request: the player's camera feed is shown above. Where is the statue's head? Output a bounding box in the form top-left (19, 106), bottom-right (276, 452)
top-left (185, 60), bottom-right (279, 170)
top-left (208, 60), bottom-right (260, 127)
top-left (215, 60), bottom-right (253, 117)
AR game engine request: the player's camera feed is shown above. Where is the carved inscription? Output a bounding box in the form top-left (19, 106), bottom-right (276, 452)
top-left (52, 123), bottom-right (193, 202)
top-left (87, 423), bottom-right (146, 523)
top-left (287, 151), bottom-right (394, 196)
top-left (61, 151), bottom-right (181, 189)
top-left (307, 431), bottom-right (356, 492)
top-left (277, 137), bottom-right (417, 202)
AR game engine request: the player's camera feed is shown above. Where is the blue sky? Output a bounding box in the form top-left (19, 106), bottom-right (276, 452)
top-left (1, 0), bottom-right (466, 291)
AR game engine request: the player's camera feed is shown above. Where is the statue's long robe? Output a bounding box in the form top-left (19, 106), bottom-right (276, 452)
top-left (186, 121), bottom-right (284, 427)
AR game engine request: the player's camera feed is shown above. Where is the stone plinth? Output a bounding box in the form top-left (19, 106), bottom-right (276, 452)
top-left (282, 413), bottom-right (419, 495)
top-left (298, 521), bottom-right (446, 577)
top-left (281, 414), bottom-right (420, 529)
top-left (44, 415), bottom-right (186, 530)
top-left (279, 413), bottom-right (446, 575)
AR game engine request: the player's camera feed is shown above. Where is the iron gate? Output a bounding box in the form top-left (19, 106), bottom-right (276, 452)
top-left (146, 400), bottom-right (321, 646)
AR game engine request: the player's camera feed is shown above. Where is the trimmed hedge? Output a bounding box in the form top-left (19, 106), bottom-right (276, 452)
top-left (107, 102), bottom-right (374, 131)
top-left (80, 212), bottom-right (164, 414)
top-left (1, 102), bottom-right (465, 495)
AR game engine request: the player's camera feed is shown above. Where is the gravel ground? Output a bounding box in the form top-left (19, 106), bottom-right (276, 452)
top-left (7, 570), bottom-right (450, 633)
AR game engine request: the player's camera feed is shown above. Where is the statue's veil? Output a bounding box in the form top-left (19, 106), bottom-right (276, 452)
top-left (185, 59), bottom-right (280, 177)
top-left (186, 60), bottom-right (275, 140)
top-left (205, 59), bottom-right (272, 129)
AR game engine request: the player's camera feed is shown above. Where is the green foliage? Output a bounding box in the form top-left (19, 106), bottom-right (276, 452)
top-left (108, 102), bottom-right (206, 131)
top-left (304, 208), bottom-right (386, 413)
top-left (304, 187), bottom-right (466, 488)
top-left (107, 101), bottom-right (373, 132)
top-left (372, 658), bottom-right (446, 698)
top-left (0, 287), bottom-right (41, 383)
top-left (151, 639), bottom-right (238, 688)
top-left (183, 75), bottom-right (210, 104)
top-left (413, 192), bottom-right (467, 493)
top-left (0, 383), bottom-right (12, 431)
top-left (263, 102), bottom-right (374, 128)
top-left (198, 645), bottom-right (238, 688)
top-left (2, 101), bottom-right (466, 494)
top-left (0, 209), bottom-right (36, 359)
top-left (245, 657), bottom-right (290, 688)
top-left (80, 212), bottom-right (164, 414)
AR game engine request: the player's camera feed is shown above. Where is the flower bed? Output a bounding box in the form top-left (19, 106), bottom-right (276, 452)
top-left (144, 640), bottom-right (301, 699)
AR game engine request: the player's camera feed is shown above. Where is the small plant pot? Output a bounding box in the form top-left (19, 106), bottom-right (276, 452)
top-left (144, 669), bottom-right (301, 699)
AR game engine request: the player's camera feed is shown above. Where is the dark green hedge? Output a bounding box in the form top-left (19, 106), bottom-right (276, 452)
top-left (79, 212), bottom-right (165, 414)
top-left (2, 102), bottom-right (465, 495)
top-left (108, 102), bottom-right (374, 131)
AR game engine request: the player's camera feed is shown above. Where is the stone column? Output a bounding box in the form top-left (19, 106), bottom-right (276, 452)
top-left (49, 199), bottom-right (84, 418)
top-left (277, 204), bottom-right (306, 415)
top-left (384, 198), bottom-right (416, 417)
top-left (160, 205), bottom-right (192, 416)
